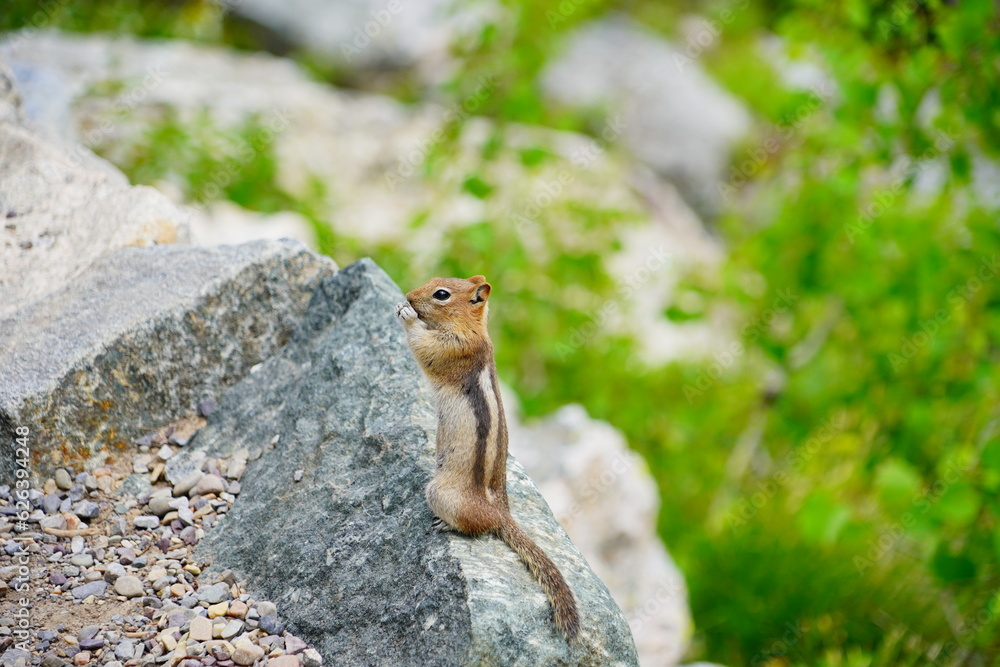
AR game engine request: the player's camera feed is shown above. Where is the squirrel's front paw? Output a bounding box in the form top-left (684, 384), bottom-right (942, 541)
top-left (395, 301), bottom-right (419, 323)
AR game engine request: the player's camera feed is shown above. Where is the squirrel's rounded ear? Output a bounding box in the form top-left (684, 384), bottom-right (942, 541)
top-left (472, 282), bottom-right (491, 304)
top-left (468, 275), bottom-right (486, 284)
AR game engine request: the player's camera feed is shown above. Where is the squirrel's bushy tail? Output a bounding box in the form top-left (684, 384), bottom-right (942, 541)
top-left (498, 515), bottom-right (580, 640)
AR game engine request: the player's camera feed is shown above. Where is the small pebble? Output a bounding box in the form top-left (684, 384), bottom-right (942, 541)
top-left (207, 602), bottom-right (229, 618)
top-left (283, 635), bottom-right (308, 655)
top-left (193, 474), bottom-right (225, 497)
top-left (42, 494), bottom-right (62, 515)
top-left (69, 554), bottom-right (93, 568)
top-left (189, 616), bottom-right (212, 642)
top-left (54, 469), bottom-right (73, 491)
top-left (228, 600), bottom-right (248, 619)
top-left (133, 515), bottom-right (159, 530)
top-left (198, 582), bottom-right (231, 604)
top-left (71, 580), bottom-right (106, 599)
top-left (77, 638), bottom-right (103, 651)
top-left (114, 575), bottom-right (144, 598)
top-left (302, 648), bottom-right (323, 667)
top-left (73, 500), bottom-right (100, 519)
top-left (255, 601), bottom-right (277, 617)
top-left (231, 643), bottom-right (263, 666)
top-left (259, 616), bottom-right (284, 635)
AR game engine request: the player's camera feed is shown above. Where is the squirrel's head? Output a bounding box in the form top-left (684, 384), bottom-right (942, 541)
top-left (405, 275), bottom-right (491, 334)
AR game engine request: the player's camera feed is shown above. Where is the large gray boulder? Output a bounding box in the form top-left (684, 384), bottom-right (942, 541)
top-left (182, 258), bottom-right (638, 665)
top-left (0, 240), bottom-right (334, 484)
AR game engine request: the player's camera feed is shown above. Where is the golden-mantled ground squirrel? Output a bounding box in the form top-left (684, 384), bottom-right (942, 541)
top-left (395, 275), bottom-right (580, 640)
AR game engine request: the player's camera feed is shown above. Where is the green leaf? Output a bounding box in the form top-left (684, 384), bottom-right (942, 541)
top-left (931, 483), bottom-right (981, 529)
top-left (874, 458), bottom-right (922, 510)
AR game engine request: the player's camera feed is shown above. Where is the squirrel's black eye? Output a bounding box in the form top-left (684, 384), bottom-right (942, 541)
top-left (432, 289), bottom-right (451, 301)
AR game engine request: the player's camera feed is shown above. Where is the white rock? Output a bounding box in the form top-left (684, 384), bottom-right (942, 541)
top-left (541, 16), bottom-right (751, 216)
top-left (0, 58), bottom-right (190, 318)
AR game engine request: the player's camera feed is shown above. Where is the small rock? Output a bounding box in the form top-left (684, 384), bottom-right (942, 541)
top-left (180, 526), bottom-right (198, 545)
top-left (78, 626), bottom-right (100, 641)
top-left (193, 475), bottom-right (225, 497)
top-left (166, 612), bottom-right (188, 628)
top-left (39, 515), bottom-right (67, 531)
top-left (159, 630), bottom-right (178, 651)
top-left (198, 582), bottom-right (231, 604)
top-left (69, 554), bottom-right (93, 568)
top-left (72, 651), bottom-right (90, 665)
top-left (116, 474), bottom-right (153, 498)
top-left (40, 654), bottom-right (66, 667)
top-left (220, 620), bottom-right (243, 639)
top-left (73, 501), bottom-right (100, 519)
top-left (207, 602), bottom-right (228, 618)
top-left (170, 583), bottom-right (188, 597)
top-left (227, 601), bottom-right (248, 619)
top-left (259, 616), bottom-right (283, 635)
top-left (104, 562), bottom-right (126, 582)
top-left (54, 469), bottom-right (73, 490)
top-left (133, 516), bottom-right (160, 530)
top-left (2, 649), bottom-right (32, 667)
top-left (172, 471), bottom-right (203, 497)
top-left (71, 581), bottom-right (107, 599)
top-left (225, 460), bottom-right (246, 481)
top-left (132, 555), bottom-right (148, 568)
top-left (231, 643), bottom-right (263, 666)
top-left (189, 616), bottom-right (212, 642)
top-left (293, 470), bottom-right (304, 482)
top-left (283, 635), bottom-right (307, 655)
top-left (148, 497), bottom-right (174, 517)
top-left (157, 445), bottom-right (174, 461)
top-left (83, 475), bottom-right (98, 491)
top-left (109, 516), bottom-right (127, 537)
top-left (42, 494), bottom-right (62, 515)
top-left (77, 638), bottom-right (103, 651)
top-left (114, 640), bottom-right (135, 661)
top-left (302, 648), bottom-right (322, 667)
top-left (267, 657), bottom-right (300, 667)
top-left (254, 601), bottom-right (277, 618)
top-left (68, 484), bottom-right (86, 502)
top-left (114, 576), bottom-right (144, 598)
top-left (198, 399), bottom-right (216, 417)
